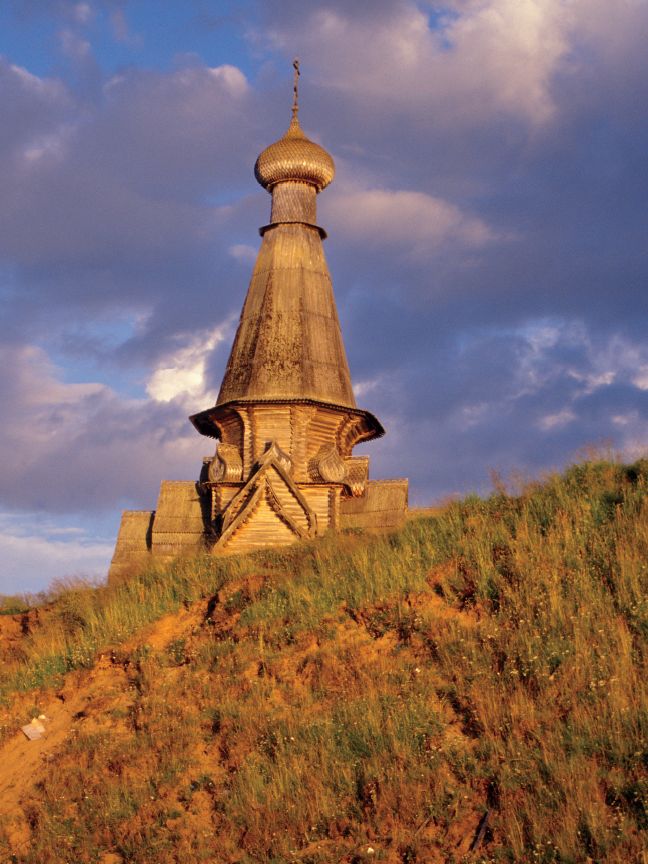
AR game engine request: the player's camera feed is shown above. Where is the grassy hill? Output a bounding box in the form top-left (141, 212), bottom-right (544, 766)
top-left (0, 459), bottom-right (646, 863)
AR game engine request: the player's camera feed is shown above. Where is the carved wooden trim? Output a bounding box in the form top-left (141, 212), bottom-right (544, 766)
top-left (215, 439), bottom-right (317, 550)
top-left (208, 443), bottom-right (243, 483)
top-left (315, 443), bottom-right (347, 482)
top-left (343, 455), bottom-right (370, 497)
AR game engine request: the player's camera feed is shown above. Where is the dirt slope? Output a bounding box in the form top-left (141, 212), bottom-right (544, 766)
top-left (0, 603), bottom-right (205, 856)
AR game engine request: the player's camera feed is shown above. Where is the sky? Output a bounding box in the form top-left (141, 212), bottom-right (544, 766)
top-left (1, 0), bottom-right (647, 594)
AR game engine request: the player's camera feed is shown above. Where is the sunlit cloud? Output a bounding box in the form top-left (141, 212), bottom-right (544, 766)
top-left (323, 187), bottom-right (494, 256)
top-left (265, 0), bottom-right (573, 125)
top-left (538, 409), bottom-right (577, 431)
top-left (146, 321), bottom-right (233, 404)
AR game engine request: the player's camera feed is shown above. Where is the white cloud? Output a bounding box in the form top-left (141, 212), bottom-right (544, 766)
top-left (229, 243), bottom-right (257, 264)
top-left (146, 321), bottom-right (233, 403)
top-left (503, 321), bottom-right (648, 402)
top-left (208, 64), bottom-right (249, 97)
top-left (264, 0), bottom-right (648, 132)
top-left (73, 3), bottom-right (94, 25)
top-left (110, 8), bottom-right (132, 44)
top-left (538, 409), bottom-right (576, 431)
top-left (612, 414), bottom-right (634, 427)
top-left (1, 345), bottom-right (106, 451)
top-left (7, 61), bottom-right (69, 102)
top-left (0, 337), bottom-right (232, 589)
top-left (58, 28), bottom-right (92, 60)
top-left (353, 376), bottom-right (383, 398)
top-left (0, 59), bottom-right (252, 274)
top-left (620, 435), bottom-right (648, 462)
top-left (266, 0), bottom-right (574, 126)
top-left (22, 126), bottom-right (72, 164)
top-left (632, 366), bottom-right (648, 391)
top-left (461, 403), bottom-right (490, 428)
top-left (0, 512), bottom-right (113, 595)
top-left (0, 342), bottom-right (210, 514)
top-left (322, 186), bottom-right (493, 256)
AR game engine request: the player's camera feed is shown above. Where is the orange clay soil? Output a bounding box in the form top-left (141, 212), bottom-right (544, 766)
top-left (0, 602), bottom-right (205, 856)
top-left (0, 575), bottom-right (483, 863)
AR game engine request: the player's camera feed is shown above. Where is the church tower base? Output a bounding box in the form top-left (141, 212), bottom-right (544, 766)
top-left (108, 475), bottom-right (407, 585)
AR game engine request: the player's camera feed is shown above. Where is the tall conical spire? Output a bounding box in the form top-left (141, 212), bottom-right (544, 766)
top-left (215, 62), bottom-right (360, 411)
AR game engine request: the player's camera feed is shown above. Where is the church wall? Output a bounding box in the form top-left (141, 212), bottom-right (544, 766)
top-left (339, 480), bottom-right (409, 531)
top-left (150, 481), bottom-right (208, 556)
top-left (108, 510), bottom-right (154, 585)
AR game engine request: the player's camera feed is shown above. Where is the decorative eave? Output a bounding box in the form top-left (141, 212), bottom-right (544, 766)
top-left (189, 398), bottom-right (385, 442)
top-left (259, 220), bottom-right (327, 239)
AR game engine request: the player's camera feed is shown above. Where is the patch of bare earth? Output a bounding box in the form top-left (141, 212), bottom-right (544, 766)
top-left (0, 601), bottom-right (205, 856)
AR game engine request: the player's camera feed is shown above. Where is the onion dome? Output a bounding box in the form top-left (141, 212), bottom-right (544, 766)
top-left (255, 114), bottom-right (335, 192)
top-left (254, 60), bottom-right (335, 193)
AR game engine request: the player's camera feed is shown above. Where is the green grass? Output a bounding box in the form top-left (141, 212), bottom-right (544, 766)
top-left (0, 596), bottom-right (30, 616)
top-left (0, 458), bottom-right (646, 863)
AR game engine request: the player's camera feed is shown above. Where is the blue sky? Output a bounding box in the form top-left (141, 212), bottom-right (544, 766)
top-left (0, 2), bottom-right (254, 78)
top-left (1, 0), bottom-right (647, 593)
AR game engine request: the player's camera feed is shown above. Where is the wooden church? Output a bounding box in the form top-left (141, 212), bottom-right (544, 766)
top-left (109, 65), bottom-right (407, 582)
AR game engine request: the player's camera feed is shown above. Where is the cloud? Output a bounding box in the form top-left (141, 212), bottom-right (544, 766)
top-left (353, 377), bottom-right (383, 399)
top-left (0, 58), bottom-right (72, 157)
top-left (0, 343), bottom-right (214, 514)
top-left (322, 186), bottom-right (494, 256)
top-left (360, 318), bottom-right (648, 503)
top-left (73, 2), bottom-right (93, 25)
top-left (0, 511), bottom-right (113, 594)
top-left (109, 7), bottom-right (132, 44)
top-left (263, 0), bottom-right (572, 126)
top-left (263, 0), bottom-right (648, 133)
top-left (229, 243), bottom-right (258, 264)
top-left (58, 27), bottom-right (91, 60)
top-left (1, 0), bottom-right (648, 592)
top-left (0, 55), bottom-right (259, 373)
top-left (207, 64), bottom-right (249, 97)
top-left (146, 321), bottom-right (233, 403)
top-left (0, 60), bottom-right (254, 278)
top-left (633, 368), bottom-right (648, 391)
top-left (537, 409), bottom-right (576, 431)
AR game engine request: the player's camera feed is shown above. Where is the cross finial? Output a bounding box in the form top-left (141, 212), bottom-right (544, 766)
top-left (292, 58), bottom-right (300, 119)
